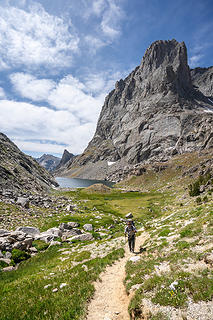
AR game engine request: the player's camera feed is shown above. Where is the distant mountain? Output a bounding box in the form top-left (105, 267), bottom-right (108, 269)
top-left (60, 39), bottom-right (213, 181)
top-left (0, 133), bottom-right (58, 192)
top-left (36, 154), bottom-right (61, 171)
top-left (53, 149), bottom-right (75, 176)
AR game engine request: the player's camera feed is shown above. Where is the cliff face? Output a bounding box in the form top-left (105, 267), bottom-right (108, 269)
top-left (0, 133), bottom-right (58, 192)
top-left (65, 39), bottom-right (213, 180)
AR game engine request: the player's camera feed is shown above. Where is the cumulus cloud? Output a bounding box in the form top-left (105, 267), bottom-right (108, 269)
top-left (10, 73), bottom-right (55, 101)
top-left (0, 1), bottom-right (79, 70)
top-left (0, 100), bottom-right (95, 154)
top-left (5, 69), bottom-right (127, 155)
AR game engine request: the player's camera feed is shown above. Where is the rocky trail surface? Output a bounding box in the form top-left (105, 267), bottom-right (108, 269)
top-left (86, 232), bottom-right (147, 320)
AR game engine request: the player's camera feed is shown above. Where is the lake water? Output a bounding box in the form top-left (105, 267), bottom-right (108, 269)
top-left (55, 177), bottom-right (114, 188)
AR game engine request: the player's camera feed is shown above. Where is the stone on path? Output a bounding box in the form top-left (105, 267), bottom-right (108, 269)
top-left (129, 256), bottom-right (140, 263)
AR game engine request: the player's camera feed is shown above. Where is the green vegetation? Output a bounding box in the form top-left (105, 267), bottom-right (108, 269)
top-left (1, 150), bottom-right (213, 319)
top-left (189, 173), bottom-right (212, 197)
top-left (74, 251), bottom-right (91, 262)
top-left (0, 246), bottom-right (124, 320)
top-left (11, 249), bottom-right (31, 264)
top-left (150, 312), bottom-right (169, 320)
top-left (32, 240), bottom-right (49, 251)
top-left (0, 260), bottom-right (8, 269)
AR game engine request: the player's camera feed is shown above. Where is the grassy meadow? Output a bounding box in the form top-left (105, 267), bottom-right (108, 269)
top-left (0, 151), bottom-right (213, 319)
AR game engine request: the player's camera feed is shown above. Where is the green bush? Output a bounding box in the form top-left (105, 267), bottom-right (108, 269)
top-left (189, 173), bottom-right (212, 197)
top-left (189, 181), bottom-right (200, 197)
top-left (11, 249), bottom-right (31, 263)
top-left (0, 260), bottom-right (8, 269)
top-left (32, 240), bottom-right (49, 251)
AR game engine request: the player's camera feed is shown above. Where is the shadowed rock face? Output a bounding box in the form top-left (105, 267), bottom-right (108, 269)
top-left (64, 39), bottom-right (213, 180)
top-left (190, 67), bottom-right (213, 97)
top-left (0, 133), bottom-right (58, 192)
top-left (57, 149), bottom-right (74, 168)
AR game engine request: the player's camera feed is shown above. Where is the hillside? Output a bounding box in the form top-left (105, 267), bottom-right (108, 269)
top-left (60, 39), bottom-right (213, 181)
top-left (0, 132), bottom-right (58, 193)
top-left (0, 149), bottom-right (212, 319)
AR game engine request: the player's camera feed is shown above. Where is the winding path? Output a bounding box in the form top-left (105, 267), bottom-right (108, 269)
top-left (86, 233), bottom-right (147, 320)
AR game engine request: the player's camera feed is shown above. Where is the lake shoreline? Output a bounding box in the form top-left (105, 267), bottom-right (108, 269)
top-left (55, 176), bottom-right (115, 189)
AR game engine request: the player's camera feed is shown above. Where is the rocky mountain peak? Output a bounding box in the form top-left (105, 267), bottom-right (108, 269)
top-left (61, 39), bottom-right (213, 180)
top-left (138, 39), bottom-right (192, 97)
top-left (58, 149), bottom-right (74, 167)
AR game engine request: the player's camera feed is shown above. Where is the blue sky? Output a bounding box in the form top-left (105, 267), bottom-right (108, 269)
top-left (0, 0), bottom-right (212, 158)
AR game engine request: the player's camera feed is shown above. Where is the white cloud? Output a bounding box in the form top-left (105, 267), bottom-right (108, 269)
top-left (0, 1), bottom-right (79, 69)
top-left (92, 0), bottom-right (106, 16)
top-left (0, 99), bottom-right (95, 154)
top-left (0, 87), bottom-right (6, 99)
top-left (47, 75), bottom-right (103, 122)
top-left (100, 0), bottom-right (124, 39)
top-left (2, 67), bottom-right (128, 155)
top-left (12, 140), bottom-right (67, 155)
top-left (189, 54), bottom-right (204, 68)
top-left (84, 35), bottom-right (106, 53)
top-left (10, 73), bottom-right (55, 101)
top-left (82, 0), bottom-right (124, 42)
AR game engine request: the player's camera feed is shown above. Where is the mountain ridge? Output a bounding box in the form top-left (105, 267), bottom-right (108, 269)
top-left (59, 39), bottom-right (213, 181)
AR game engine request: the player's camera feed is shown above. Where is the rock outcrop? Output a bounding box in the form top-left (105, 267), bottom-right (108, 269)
top-left (62, 39), bottom-right (213, 180)
top-left (0, 133), bottom-right (58, 192)
top-left (36, 154), bottom-right (61, 171)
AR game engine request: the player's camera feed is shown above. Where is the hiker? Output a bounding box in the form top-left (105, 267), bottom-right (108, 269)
top-left (125, 220), bottom-right (137, 252)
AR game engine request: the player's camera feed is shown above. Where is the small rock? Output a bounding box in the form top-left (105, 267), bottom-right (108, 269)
top-left (3, 266), bottom-right (15, 272)
top-left (49, 241), bottom-right (61, 247)
top-left (52, 288), bottom-right (58, 293)
top-left (169, 281), bottom-right (178, 290)
top-left (29, 247), bottom-right (38, 253)
top-left (0, 229), bottom-right (10, 237)
top-left (129, 256), bottom-right (140, 263)
top-left (68, 233), bottom-right (94, 242)
top-left (83, 224), bottom-right (93, 232)
top-left (59, 283), bottom-right (67, 289)
top-left (16, 226), bottom-right (40, 237)
top-left (16, 197), bottom-right (30, 209)
top-left (0, 258), bottom-right (11, 265)
top-left (44, 284), bottom-right (51, 289)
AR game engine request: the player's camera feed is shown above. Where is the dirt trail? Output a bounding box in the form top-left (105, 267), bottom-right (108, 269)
top-left (86, 233), bottom-right (147, 320)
